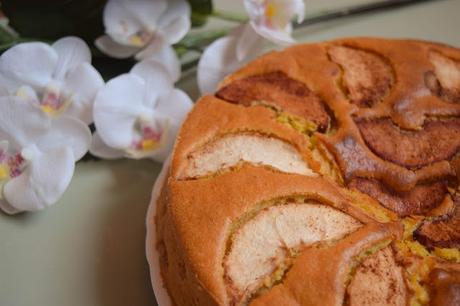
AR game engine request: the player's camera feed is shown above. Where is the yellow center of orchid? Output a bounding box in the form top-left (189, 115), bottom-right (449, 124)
top-left (129, 30), bottom-right (153, 47)
top-left (129, 118), bottom-right (168, 157)
top-left (40, 86), bottom-right (70, 116)
top-left (0, 151), bottom-right (25, 181)
top-left (265, 3), bottom-right (277, 19)
top-left (16, 85), bottom-right (70, 117)
top-left (260, 0), bottom-right (294, 30)
top-left (140, 139), bottom-right (159, 151)
top-left (0, 165), bottom-right (9, 180)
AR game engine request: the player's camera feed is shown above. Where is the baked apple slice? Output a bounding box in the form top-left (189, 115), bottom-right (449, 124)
top-left (182, 133), bottom-right (315, 178)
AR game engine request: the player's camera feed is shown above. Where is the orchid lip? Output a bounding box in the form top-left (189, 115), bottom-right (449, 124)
top-left (125, 118), bottom-right (170, 158)
top-left (16, 83), bottom-right (72, 116)
top-left (131, 118), bottom-right (167, 152)
top-left (40, 84), bottom-right (71, 116)
top-left (0, 147), bottom-right (26, 181)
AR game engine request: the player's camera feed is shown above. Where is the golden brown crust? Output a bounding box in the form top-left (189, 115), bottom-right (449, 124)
top-left (171, 96), bottom-right (321, 180)
top-left (249, 223), bottom-right (401, 306)
top-left (428, 268), bottom-right (460, 306)
top-left (154, 37), bottom-right (460, 306)
top-left (163, 166), bottom-right (382, 305)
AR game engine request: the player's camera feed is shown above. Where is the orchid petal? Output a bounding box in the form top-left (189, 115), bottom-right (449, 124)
top-left (144, 88), bottom-right (192, 162)
top-left (243, 0), bottom-right (261, 22)
top-left (146, 120), bottom-right (176, 163)
top-left (0, 73), bottom-right (20, 94)
top-left (93, 74), bottom-right (146, 149)
top-left (293, 0), bottom-right (306, 23)
top-left (36, 116), bottom-right (91, 161)
top-left (268, 0), bottom-right (305, 24)
top-left (15, 85), bottom-right (40, 106)
top-left (236, 23), bottom-right (265, 62)
top-left (120, 0), bottom-right (168, 30)
top-left (52, 36), bottom-right (91, 80)
top-left (244, 0), bottom-right (303, 45)
top-left (1, 145), bottom-right (74, 214)
top-left (104, 0), bottom-right (167, 40)
top-left (89, 132), bottom-right (126, 159)
top-left (0, 199), bottom-right (19, 215)
top-left (158, 0), bottom-right (190, 44)
top-left (155, 88), bottom-right (192, 122)
top-left (159, 15), bottom-right (190, 45)
top-left (197, 35), bottom-right (241, 94)
top-left (0, 97), bottom-right (49, 150)
top-left (95, 35), bottom-right (140, 59)
top-left (0, 140), bottom-right (7, 151)
top-left (0, 42), bottom-right (56, 89)
top-left (103, 0), bottom-right (144, 41)
top-left (131, 60), bottom-right (174, 103)
top-left (134, 38), bottom-right (180, 82)
top-left (158, 0), bottom-right (190, 31)
top-left (62, 63), bottom-right (105, 124)
top-left (250, 21), bottom-right (294, 45)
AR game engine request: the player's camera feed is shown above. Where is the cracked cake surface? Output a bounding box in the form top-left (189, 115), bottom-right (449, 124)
top-left (152, 37), bottom-right (460, 306)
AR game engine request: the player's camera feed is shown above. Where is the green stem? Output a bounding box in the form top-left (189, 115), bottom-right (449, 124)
top-left (211, 10), bottom-right (248, 23)
top-left (0, 23), bottom-right (17, 45)
top-left (0, 37), bottom-right (54, 52)
top-left (176, 28), bottom-right (231, 49)
top-left (181, 57), bottom-right (200, 72)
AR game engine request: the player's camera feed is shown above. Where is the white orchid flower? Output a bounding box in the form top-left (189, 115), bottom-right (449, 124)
top-left (197, 0), bottom-right (306, 94)
top-left (0, 97), bottom-right (91, 214)
top-left (197, 23), bottom-right (265, 94)
top-left (90, 60), bottom-right (193, 162)
top-left (95, 0), bottom-right (191, 81)
top-left (0, 37), bottom-right (104, 124)
top-left (244, 0), bottom-right (305, 45)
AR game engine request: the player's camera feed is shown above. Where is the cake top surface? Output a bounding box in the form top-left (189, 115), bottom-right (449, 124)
top-left (158, 37), bottom-right (460, 306)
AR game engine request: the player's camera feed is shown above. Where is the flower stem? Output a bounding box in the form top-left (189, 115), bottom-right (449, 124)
top-left (176, 28), bottom-right (235, 74)
top-left (0, 22), bottom-right (17, 45)
top-left (181, 58), bottom-right (200, 72)
top-left (211, 10), bottom-right (248, 23)
top-left (0, 34), bottom-right (53, 52)
top-left (176, 27), bottom-right (231, 50)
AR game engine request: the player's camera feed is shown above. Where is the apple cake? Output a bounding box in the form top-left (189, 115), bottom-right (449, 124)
top-left (153, 38), bottom-right (460, 306)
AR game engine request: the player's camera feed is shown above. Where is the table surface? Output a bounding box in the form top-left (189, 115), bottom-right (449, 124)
top-left (1, 1), bottom-right (459, 306)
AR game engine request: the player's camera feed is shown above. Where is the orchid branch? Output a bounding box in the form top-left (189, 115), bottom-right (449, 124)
top-left (211, 10), bottom-right (248, 23)
top-left (175, 28), bottom-right (232, 71)
top-left (176, 28), bottom-right (231, 50)
top-left (0, 22), bottom-right (52, 52)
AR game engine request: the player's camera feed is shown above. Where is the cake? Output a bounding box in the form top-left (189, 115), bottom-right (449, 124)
top-left (152, 38), bottom-right (460, 306)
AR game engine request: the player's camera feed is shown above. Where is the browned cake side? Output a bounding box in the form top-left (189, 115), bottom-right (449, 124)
top-left (154, 38), bottom-right (460, 306)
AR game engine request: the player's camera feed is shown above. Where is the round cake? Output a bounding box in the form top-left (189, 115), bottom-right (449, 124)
top-left (152, 37), bottom-right (460, 306)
